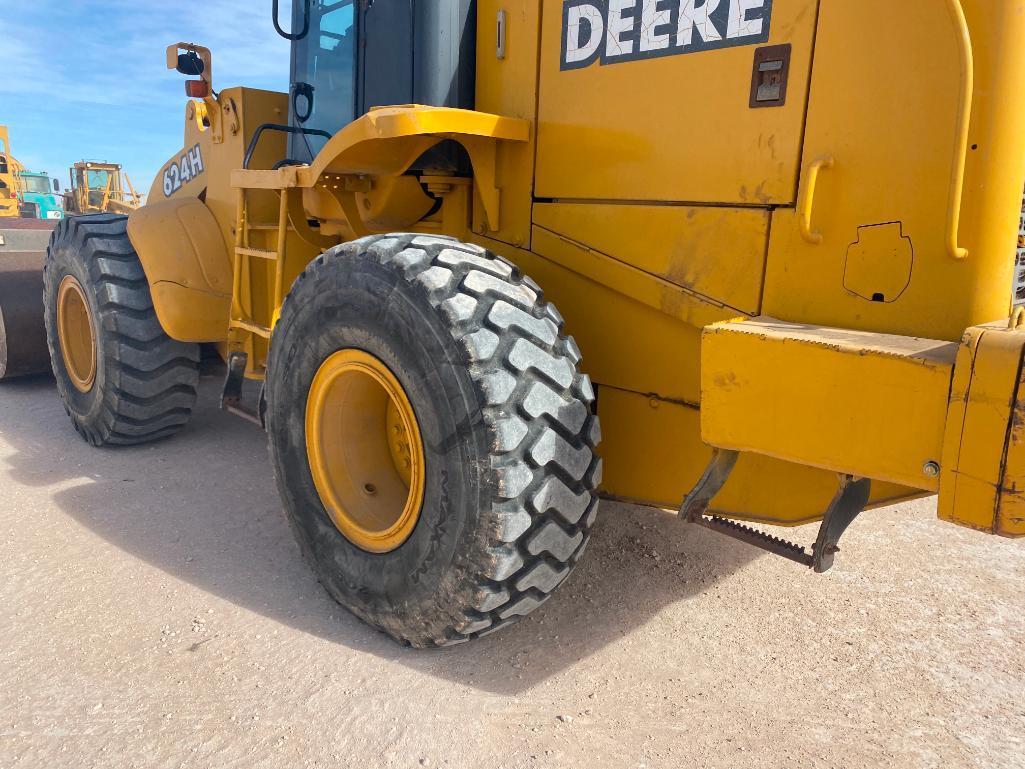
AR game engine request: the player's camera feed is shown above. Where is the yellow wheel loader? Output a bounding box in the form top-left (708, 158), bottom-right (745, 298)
top-left (64, 161), bottom-right (142, 216)
top-left (26, 0), bottom-right (1025, 646)
top-left (0, 127), bottom-right (23, 219)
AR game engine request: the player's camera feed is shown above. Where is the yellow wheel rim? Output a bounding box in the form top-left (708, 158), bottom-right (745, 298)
top-left (56, 275), bottom-right (97, 393)
top-left (306, 349), bottom-right (426, 554)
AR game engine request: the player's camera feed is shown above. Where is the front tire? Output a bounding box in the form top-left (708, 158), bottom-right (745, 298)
top-left (266, 234), bottom-right (602, 647)
top-left (43, 214), bottom-right (201, 446)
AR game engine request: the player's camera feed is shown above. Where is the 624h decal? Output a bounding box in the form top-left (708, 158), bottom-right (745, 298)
top-left (162, 144), bottom-right (205, 197)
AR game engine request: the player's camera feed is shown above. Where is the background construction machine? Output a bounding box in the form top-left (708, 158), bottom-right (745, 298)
top-left (13, 0), bottom-right (1025, 647)
top-left (64, 161), bottom-right (142, 216)
top-left (0, 127), bottom-right (64, 219)
top-left (16, 170), bottom-right (65, 220)
top-left (0, 127), bottom-right (22, 219)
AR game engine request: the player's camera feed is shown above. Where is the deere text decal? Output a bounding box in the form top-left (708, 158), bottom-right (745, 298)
top-left (561, 0), bottom-right (773, 70)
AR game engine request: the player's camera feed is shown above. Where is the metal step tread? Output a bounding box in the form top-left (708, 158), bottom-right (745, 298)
top-left (235, 246), bottom-right (278, 260)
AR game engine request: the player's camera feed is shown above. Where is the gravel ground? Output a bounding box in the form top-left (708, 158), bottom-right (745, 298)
top-left (1, 373), bottom-right (1023, 769)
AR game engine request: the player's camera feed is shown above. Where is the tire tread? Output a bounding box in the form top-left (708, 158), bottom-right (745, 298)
top-left (44, 215), bottom-right (200, 446)
top-left (285, 233), bottom-right (601, 647)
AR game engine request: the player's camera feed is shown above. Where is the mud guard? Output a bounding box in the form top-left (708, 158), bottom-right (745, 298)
top-left (126, 198), bottom-right (232, 343)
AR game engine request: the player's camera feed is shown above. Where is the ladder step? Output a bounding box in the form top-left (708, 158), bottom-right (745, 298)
top-left (247, 222), bottom-right (296, 231)
top-left (235, 246), bottom-right (278, 260)
top-left (691, 515), bottom-right (814, 568)
top-left (230, 319), bottom-right (272, 339)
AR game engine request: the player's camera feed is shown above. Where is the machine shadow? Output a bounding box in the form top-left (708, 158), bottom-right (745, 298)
top-left (0, 374), bottom-right (759, 695)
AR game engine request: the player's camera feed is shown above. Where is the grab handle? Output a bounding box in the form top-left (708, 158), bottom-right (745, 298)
top-left (944, 0), bottom-right (973, 260)
top-left (798, 156), bottom-right (834, 245)
top-left (273, 0), bottom-right (310, 41)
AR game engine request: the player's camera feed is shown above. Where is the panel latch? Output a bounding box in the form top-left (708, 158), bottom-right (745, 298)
top-left (750, 44), bottom-right (792, 108)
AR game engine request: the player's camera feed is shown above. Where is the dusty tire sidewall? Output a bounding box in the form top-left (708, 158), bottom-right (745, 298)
top-left (44, 226), bottom-right (108, 426)
top-left (267, 251), bottom-right (493, 633)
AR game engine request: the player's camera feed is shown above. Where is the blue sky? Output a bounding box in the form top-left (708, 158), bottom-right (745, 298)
top-left (2, 1), bottom-right (293, 197)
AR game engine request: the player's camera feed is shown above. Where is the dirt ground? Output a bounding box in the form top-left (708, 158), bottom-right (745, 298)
top-left (1, 373), bottom-right (1023, 769)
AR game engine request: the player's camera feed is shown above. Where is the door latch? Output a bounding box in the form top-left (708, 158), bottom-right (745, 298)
top-left (750, 44), bottom-right (792, 108)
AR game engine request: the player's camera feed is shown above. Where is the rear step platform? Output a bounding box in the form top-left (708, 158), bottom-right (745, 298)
top-left (680, 449), bottom-right (872, 573)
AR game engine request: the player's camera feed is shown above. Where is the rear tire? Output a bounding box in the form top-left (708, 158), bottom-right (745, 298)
top-left (43, 214), bottom-right (200, 446)
top-left (266, 234), bottom-right (602, 647)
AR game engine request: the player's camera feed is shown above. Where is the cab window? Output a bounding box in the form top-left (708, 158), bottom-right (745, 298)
top-left (290, 0), bottom-right (357, 160)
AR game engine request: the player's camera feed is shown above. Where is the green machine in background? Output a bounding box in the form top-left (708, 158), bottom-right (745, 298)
top-left (16, 170), bottom-right (64, 220)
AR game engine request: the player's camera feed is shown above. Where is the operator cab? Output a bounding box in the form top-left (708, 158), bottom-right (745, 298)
top-left (282, 0), bottom-right (476, 167)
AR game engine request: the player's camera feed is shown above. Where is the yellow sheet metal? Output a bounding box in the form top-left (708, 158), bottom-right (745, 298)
top-left (700, 318), bottom-right (958, 490)
top-left (598, 384), bottom-right (920, 525)
top-left (127, 198), bottom-right (232, 342)
top-left (532, 202), bottom-right (768, 315)
top-left (764, 0), bottom-right (1025, 343)
top-left (534, 0), bottom-right (819, 205)
top-left (939, 321), bottom-right (1025, 537)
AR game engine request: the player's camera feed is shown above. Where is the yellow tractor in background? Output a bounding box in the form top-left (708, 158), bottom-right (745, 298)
top-left (64, 161), bottom-right (142, 216)
top-left (0, 127), bottom-right (23, 218)
top-left (17, 0), bottom-right (1025, 647)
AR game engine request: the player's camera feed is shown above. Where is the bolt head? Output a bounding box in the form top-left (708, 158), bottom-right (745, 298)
top-left (923, 461), bottom-right (941, 478)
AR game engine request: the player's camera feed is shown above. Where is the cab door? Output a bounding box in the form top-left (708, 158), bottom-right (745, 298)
top-left (535, 0), bottom-right (819, 205)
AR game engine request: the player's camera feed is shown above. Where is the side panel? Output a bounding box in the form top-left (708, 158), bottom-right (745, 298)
top-left (598, 385), bottom-right (919, 522)
top-left (473, 0), bottom-right (543, 248)
top-left (764, 1), bottom-right (1025, 342)
top-left (533, 201), bottom-right (768, 314)
top-left (535, 0), bottom-right (819, 204)
top-left (524, 226), bottom-right (734, 402)
top-left (477, 234), bottom-right (923, 520)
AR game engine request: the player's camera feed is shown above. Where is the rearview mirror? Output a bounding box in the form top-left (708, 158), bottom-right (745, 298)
top-left (176, 51), bottom-right (205, 77)
top-left (53, 179), bottom-right (60, 193)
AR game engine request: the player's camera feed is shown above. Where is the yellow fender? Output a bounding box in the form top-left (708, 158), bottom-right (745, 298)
top-left (127, 198), bottom-right (232, 342)
top-left (297, 105), bottom-right (530, 232)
